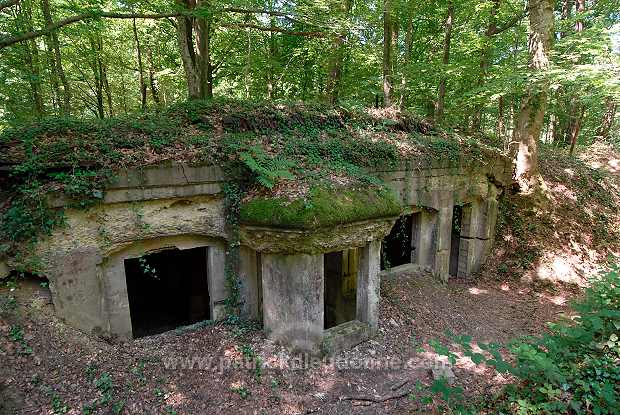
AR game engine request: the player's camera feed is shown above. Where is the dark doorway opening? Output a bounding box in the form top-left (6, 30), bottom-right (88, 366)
top-left (449, 206), bottom-right (463, 277)
top-left (124, 247), bottom-right (210, 338)
top-left (324, 250), bottom-right (358, 329)
top-left (381, 214), bottom-right (414, 270)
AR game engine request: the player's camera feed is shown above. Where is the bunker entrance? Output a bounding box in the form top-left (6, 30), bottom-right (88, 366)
top-left (449, 205), bottom-right (463, 277)
top-left (381, 213), bottom-right (421, 270)
top-left (324, 249), bottom-right (358, 329)
top-left (124, 247), bottom-right (210, 338)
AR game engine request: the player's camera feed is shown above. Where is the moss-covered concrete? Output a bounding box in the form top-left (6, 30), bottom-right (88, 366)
top-left (239, 186), bottom-right (402, 229)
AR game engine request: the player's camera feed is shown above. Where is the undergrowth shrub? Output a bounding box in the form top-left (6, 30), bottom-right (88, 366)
top-left (429, 266), bottom-right (620, 414)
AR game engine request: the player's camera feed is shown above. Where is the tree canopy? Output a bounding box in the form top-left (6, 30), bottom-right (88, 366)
top-left (0, 0), bottom-right (618, 165)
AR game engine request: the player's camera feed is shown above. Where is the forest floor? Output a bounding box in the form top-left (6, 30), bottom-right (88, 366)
top-left (1, 143), bottom-right (620, 415)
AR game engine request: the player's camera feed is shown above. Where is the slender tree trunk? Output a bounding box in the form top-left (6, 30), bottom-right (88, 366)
top-left (512, 0), bottom-right (554, 192)
top-left (194, 2), bottom-right (213, 99)
top-left (326, 0), bottom-right (352, 104)
top-left (132, 18), bottom-right (147, 111)
top-left (19, 1), bottom-right (45, 117)
top-left (399, 12), bottom-right (413, 109)
top-left (382, 0), bottom-right (393, 107)
top-left (567, 0), bottom-right (585, 155)
top-left (24, 39), bottom-right (45, 117)
top-left (41, 0), bottom-right (70, 114)
top-left (88, 35), bottom-right (105, 118)
top-left (434, 2), bottom-right (454, 122)
top-left (560, 0), bottom-right (573, 38)
top-left (42, 33), bottom-right (61, 111)
top-left (147, 48), bottom-right (160, 105)
top-left (267, 19), bottom-right (276, 99)
top-left (102, 61), bottom-right (113, 116)
top-left (176, 0), bottom-right (201, 99)
top-left (568, 105), bottom-right (585, 154)
top-left (472, 0), bottom-right (500, 130)
top-left (244, 28), bottom-right (251, 98)
top-left (596, 98), bottom-right (616, 140)
top-left (496, 95), bottom-right (505, 141)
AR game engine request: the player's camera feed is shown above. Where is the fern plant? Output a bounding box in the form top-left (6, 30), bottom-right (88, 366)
top-left (239, 145), bottom-right (296, 189)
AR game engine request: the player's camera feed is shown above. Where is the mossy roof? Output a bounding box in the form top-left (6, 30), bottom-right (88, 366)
top-left (0, 98), bottom-right (509, 246)
top-left (0, 98), bottom-right (503, 172)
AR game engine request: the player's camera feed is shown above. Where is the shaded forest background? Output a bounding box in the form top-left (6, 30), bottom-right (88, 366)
top-left (0, 0), bottom-right (618, 153)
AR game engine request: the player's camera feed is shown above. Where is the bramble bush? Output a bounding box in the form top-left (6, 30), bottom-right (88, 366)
top-left (429, 266), bottom-right (620, 414)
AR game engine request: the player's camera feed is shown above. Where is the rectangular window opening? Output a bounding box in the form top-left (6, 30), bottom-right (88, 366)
top-left (324, 249), bottom-right (358, 329)
top-left (124, 246), bottom-right (210, 338)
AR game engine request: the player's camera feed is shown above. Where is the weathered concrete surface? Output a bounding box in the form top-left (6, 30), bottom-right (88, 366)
top-left (6, 154), bottom-right (511, 346)
top-left (411, 210), bottom-right (438, 268)
top-left (261, 253), bottom-right (324, 352)
top-left (356, 241), bottom-right (381, 334)
top-left (322, 320), bottom-right (371, 355)
top-left (239, 246), bottom-right (261, 320)
top-left (102, 235), bottom-right (225, 339)
top-left (26, 194), bottom-right (227, 338)
top-left (239, 217), bottom-right (397, 255)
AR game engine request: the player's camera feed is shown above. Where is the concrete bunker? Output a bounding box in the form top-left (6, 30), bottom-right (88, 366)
top-left (124, 246), bottom-right (210, 338)
top-left (3, 153), bottom-right (511, 352)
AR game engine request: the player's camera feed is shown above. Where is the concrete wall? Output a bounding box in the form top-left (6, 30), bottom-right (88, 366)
top-left (374, 157), bottom-right (512, 281)
top-left (12, 155), bottom-right (511, 341)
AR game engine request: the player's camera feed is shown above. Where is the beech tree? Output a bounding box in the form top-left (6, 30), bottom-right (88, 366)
top-left (512, 0), bottom-right (555, 192)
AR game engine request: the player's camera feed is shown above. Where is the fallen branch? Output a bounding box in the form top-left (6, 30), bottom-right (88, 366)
top-left (390, 379), bottom-right (409, 391)
top-left (342, 388), bottom-right (412, 403)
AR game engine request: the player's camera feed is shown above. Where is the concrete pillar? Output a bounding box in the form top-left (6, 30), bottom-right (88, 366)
top-left (433, 205), bottom-right (453, 282)
top-left (356, 240), bottom-right (381, 335)
top-left (238, 246), bottom-right (260, 320)
top-left (458, 204), bottom-right (473, 277)
top-left (207, 245), bottom-right (227, 320)
top-left (261, 253), bottom-right (324, 352)
top-left (101, 252), bottom-right (133, 340)
top-left (413, 210), bottom-right (438, 269)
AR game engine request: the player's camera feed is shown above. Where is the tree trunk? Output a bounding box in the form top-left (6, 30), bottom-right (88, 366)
top-left (326, 0), bottom-right (353, 104)
top-left (176, 0), bottom-right (201, 99)
top-left (399, 12), bottom-right (413, 109)
top-left (496, 95), bottom-right (505, 141)
top-left (132, 18), bottom-right (147, 111)
top-left (560, 0), bottom-right (573, 38)
top-left (147, 48), bottom-right (161, 105)
top-left (24, 39), bottom-right (45, 117)
top-left (267, 18), bottom-right (276, 99)
top-left (472, 0), bottom-right (500, 130)
top-left (88, 35), bottom-right (105, 118)
top-left (41, 0), bottom-right (70, 114)
top-left (512, 0), bottom-right (554, 192)
top-left (568, 105), bottom-right (585, 155)
top-left (434, 2), bottom-right (454, 122)
top-left (566, 0), bottom-right (585, 155)
top-left (42, 32), bottom-right (61, 111)
top-left (382, 0), bottom-right (393, 107)
top-left (596, 98), bottom-right (616, 140)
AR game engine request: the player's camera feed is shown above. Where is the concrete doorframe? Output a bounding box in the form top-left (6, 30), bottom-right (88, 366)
top-left (100, 235), bottom-right (226, 339)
